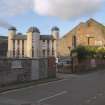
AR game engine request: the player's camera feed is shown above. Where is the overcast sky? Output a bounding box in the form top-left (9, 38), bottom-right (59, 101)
top-left (0, 0), bottom-right (105, 36)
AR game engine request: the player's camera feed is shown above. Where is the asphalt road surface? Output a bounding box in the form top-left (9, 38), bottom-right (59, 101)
top-left (1, 70), bottom-right (105, 105)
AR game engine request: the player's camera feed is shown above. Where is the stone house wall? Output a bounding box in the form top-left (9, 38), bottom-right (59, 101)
top-left (58, 19), bottom-right (105, 57)
top-left (0, 57), bottom-right (56, 87)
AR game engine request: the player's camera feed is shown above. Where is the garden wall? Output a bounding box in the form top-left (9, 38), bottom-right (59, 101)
top-left (0, 57), bottom-right (56, 87)
top-left (77, 59), bottom-right (105, 73)
top-left (57, 58), bottom-right (105, 74)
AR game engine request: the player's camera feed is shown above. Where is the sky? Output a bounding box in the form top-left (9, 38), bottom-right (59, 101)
top-left (0, 0), bottom-right (105, 37)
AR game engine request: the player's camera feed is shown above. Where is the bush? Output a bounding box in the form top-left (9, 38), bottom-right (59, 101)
top-left (71, 45), bottom-right (105, 60)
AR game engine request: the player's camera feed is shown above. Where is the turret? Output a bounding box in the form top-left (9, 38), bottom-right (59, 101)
top-left (51, 26), bottom-right (59, 40)
top-left (7, 26), bottom-right (17, 57)
top-left (8, 26), bottom-right (16, 39)
top-left (51, 26), bottom-right (60, 58)
top-left (27, 27), bottom-right (40, 58)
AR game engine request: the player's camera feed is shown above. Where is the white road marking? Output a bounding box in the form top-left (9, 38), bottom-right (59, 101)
top-left (85, 99), bottom-right (91, 103)
top-left (37, 79), bottom-right (69, 87)
top-left (37, 91), bottom-right (67, 103)
top-left (0, 98), bottom-right (31, 105)
top-left (84, 95), bottom-right (98, 105)
top-left (91, 96), bottom-right (97, 100)
top-left (98, 93), bottom-right (103, 96)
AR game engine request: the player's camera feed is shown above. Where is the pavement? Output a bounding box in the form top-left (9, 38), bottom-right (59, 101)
top-left (0, 78), bottom-right (59, 93)
top-left (0, 70), bottom-right (105, 105)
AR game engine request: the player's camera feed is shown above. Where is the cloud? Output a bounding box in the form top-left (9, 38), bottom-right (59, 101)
top-left (0, 19), bottom-right (13, 29)
top-left (34, 0), bottom-right (104, 20)
top-left (0, 0), bottom-right (33, 17)
top-left (0, 0), bottom-right (104, 19)
top-left (0, 0), bottom-right (104, 20)
top-left (0, 0), bottom-right (33, 29)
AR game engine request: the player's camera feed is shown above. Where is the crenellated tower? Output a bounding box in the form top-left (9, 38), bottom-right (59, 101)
top-left (51, 26), bottom-right (60, 58)
top-left (27, 27), bottom-right (40, 58)
top-left (7, 27), bottom-right (16, 57)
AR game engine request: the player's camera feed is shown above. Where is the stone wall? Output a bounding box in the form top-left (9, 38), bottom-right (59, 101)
top-left (77, 59), bottom-right (105, 73)
top-left (0, 58), bottom-right (31, 86)
top-left (57, 58), bottom-right (105, 74)
top-left (48, 57), bottom-right (56, 78)
top-left (0, 57), bottom-right (56, 87)
top-left (39, 58), bottom-right (48, 79)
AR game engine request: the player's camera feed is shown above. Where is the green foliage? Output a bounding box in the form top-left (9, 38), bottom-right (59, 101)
top-left (71, 45), bottom-right (105, 60)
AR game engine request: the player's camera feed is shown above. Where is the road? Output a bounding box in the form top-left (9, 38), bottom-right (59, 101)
top-left (1, 70), bottom-right (105, 105)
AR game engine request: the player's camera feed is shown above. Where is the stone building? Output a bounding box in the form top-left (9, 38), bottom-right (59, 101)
top-left (7, 26), bottom-right (60, 58)
top-left (59, 18), bottom-right (105, 56)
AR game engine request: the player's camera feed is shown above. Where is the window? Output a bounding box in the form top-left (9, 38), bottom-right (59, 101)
top-left (32, 46), bottom-right (34, 57)
top-left (13, 40), bottom-right (15, 57)
top-left (47, 40), bottom-right (49, 46)
top-left (22, 40), bottom-right (24, 57)
top-left (47, 40), bottom-right (50, 56)
top-left (47, 40), bottom-right (50, 49)
top-left (52, 40), bottom-right (54, 56)
top-left (47, 49), bottom-right (50, 56)
top-left (43, 49), bottom-right (46, 57)
top-left (43, 40), bottom-right (45, 42)
top-left (95, 40), bottom-right (103, 46)
top-left (52, 48), bottom-right (54, 56)
top-left (17, 40), bottom-right (20, 57)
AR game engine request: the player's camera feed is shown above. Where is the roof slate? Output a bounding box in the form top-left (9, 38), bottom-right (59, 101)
top-left (40, 35), bottom-right (54, 40)
top-left (0, 34), bottom-right (55, 41)
top-left (12, 35), bottom-right (27, 40)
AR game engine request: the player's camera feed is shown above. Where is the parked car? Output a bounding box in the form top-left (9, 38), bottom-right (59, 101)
top-left (57, 59), bottom-right (72, 67)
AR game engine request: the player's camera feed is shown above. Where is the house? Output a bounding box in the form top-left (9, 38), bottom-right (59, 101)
top-left (58, 18), bottom-right (105, 56)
